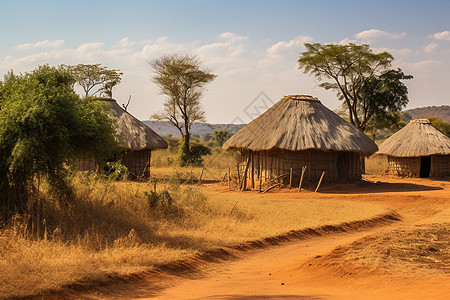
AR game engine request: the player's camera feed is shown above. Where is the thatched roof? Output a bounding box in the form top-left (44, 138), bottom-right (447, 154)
top-left (377, 119), bottom-right (450, 157)
top-left (100, 98), bottom-right (168, 151)
top-left (222, 95), bottom-right (377, 156)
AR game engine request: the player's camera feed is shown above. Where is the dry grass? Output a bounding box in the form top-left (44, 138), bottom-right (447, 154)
top-left (365, 154), bottom-right (388, 175)
top-left (332, 223), bottom-right (450, 275)
top-left (150, 147), bottom-right (240, 181)
top-left (0, 170), bottom-right (386, 298)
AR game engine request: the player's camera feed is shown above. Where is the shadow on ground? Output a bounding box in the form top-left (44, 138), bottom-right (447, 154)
top-left (319, 181), bottom-right (443, 194)
top-left (191, 294), bottom-right (328, 300)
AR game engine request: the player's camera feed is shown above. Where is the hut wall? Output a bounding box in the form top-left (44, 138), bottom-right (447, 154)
top-left (241, 149), bottom-right (361, 186)
top-left (73, 157), bottom-right (97, 172)
top-left (387, 156), bottom-right (420, 177)
top-left (121, 149), bottom-right (152, 178)
top-left (431, 155), bottom-right (450, 177)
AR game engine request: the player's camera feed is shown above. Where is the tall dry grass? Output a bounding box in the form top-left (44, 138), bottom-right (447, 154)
top-left (0, 170), bottom-right (386, 298)
top-left (366, 154), bottom-right (388, 175)
top-left (150, 147), bottom-right (240, 181)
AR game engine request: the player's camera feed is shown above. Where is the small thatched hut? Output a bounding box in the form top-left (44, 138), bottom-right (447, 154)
top-left (75, 98), bottom-right (168, 177)
top-left (222, 95), bottom-right (378, 188)
top-left (377, 119), bottom-right (450, 177)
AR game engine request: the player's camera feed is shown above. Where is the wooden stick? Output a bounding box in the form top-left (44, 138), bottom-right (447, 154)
top-left (241, 152), bottom-right (251, 191)
top-left (315, 171), bottom-right (325, 192)
top-left (298, 166), bottom-right (307, 192)
top-left (228, 166), bottom-right (231, 190)
top-left (289, 168), bottom-right (293, 189)
top-left (229, 201), bottom-right (238, 216)
top-left (236, 163), bottom-right (241, 186)
top-left (222, 172), bottom-right (227, 182)
top-left (198, 167), bottom-right (204, 185)
top-left (251, 151), bottom-right (255, 189)
top-left (262, 182), bottom-right (283, 193)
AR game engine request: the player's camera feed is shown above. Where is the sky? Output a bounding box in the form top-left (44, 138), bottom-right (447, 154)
top-left (1, 0), bottom-right (449, 123)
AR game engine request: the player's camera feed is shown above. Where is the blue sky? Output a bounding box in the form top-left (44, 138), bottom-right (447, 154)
top-left (1, 0), bottom-right (449, 122)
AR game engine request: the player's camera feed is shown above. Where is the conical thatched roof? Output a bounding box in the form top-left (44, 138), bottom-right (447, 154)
top-left (100, 98), bottom-right (168, 151)
top-left (223, 95), bottom-right (377, 155)
top-left (377, 119), bottom-right (450, 157)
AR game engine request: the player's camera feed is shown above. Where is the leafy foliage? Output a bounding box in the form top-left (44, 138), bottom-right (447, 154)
top-left (213, 130), bottom-right (231, 147)
top-left (65, 64), bottom-right (122, 98)
top-left (298, 43), bottom-right (412, 131)
top-left (150, 54), bottom-right (216, 165)
top-left (428, 117), bottom-right (450, 137)
top-left (0, 65), bottom-right (118, 220)
top-left (177, 141), bottom-right (212, 167)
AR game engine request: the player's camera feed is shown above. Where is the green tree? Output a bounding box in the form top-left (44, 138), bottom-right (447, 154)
top-left (298, 43), bottom-right (412, 131)
top-left (428, 117), bottom-right (450, 137)
top-left (67, 64), bottom-right (122, 98)
top-left (214, 130), bottom-right (231, 147)
top-left (0, 65), bottom-right (118, 221)
top-left (150, 54), bottom-right (216, 165)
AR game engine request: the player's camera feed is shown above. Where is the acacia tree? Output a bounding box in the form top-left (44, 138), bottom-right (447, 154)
top-left (298, 43), bottom-right (412, 131)
top-left (0, 65), bottom-right (118, 221)
top-left (150, 54), bottom-right (216, 165)
top-left (67, 64), bottom-right (123, 98)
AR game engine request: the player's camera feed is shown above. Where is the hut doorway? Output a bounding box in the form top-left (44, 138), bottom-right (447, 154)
top-left (420, 156), bottom-right (431, 178)
top-left (337, 153), bottom-right (346, 182)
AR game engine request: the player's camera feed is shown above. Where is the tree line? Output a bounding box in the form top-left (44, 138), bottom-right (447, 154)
top-left (3, 42), bottom-right (450, 222)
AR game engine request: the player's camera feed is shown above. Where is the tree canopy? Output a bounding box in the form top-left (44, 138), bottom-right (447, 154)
top-left (298, 43), bottom-right (412, 131)
top-left (66, 64), bottom-right (123, 98)
top-left (0, 65), bottom-right (118, 220)
top-left (428, 117), bottom-right (450, 137)
top-left (150, 54), bottom-right (216, 165)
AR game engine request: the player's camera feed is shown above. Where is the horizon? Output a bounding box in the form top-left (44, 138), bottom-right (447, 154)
top-left (1, 0), bottom-right (449, 123)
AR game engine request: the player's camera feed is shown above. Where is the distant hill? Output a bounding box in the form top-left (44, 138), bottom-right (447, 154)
top-left (405, 105), bottom-right (450, 123)
top-left (143, 121), bottom-right (246, 138)
top-left (143, 105), bottom-right (450, 138)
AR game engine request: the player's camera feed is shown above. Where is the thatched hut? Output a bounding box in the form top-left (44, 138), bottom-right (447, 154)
top-left (377, 119), bottom-right (450, 177)
top-left (222, 95), bottom-right (378, 188)
top-left (75, 98), bottom-right (168, 177)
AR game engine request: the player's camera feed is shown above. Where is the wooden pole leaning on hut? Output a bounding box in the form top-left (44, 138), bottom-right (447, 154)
top-left (198, 167), bottom-right (204, 185)
top-left (289, 168), bottom-right (293, 189)
top-left (228, 166), bottom-right (231, 191)
top-left (315, 171), bottom-right (325, 192)
top-left (241, 152), bottom-right (251, 191)
top-left (298, 166), bottom-right (307, 192)
top-left (236, 163), bottom-right (241, 187)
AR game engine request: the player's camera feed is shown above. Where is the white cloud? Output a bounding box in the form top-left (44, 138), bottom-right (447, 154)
top-left (219, 32), bottom-right (248, 43)
top-left (374, 47), bottom-right (413, 57)
top-left (118, 37), bottom-right (152, 47)
top-left (15, 39), bottom-right (64, 50)
top-left (76, 42), bottom-right (104, 53)
top-left (355, 29), bottom-right (407, 42)
top-left (339, 38), bottom-right (357, 45)
top-left (424, 41), bottom-right (438, 53)
top-left (266, 35), bottom-right (313, 55)
top-left (430, 30), bottom-right (450, 41)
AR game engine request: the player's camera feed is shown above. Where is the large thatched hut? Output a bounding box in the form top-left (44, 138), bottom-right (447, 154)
top-left (222, 95), bottom-right (378, 188)
top-left (75, 98), bottom-right (168, 177)
top-left (377, 119), bottom-right (450, 177)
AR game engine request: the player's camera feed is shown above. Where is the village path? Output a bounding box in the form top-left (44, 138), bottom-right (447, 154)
top-left (86, 176), bottom-right (450, 300)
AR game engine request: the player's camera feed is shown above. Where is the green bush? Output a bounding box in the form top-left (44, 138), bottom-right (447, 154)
top-left (177, 141), bottom-right (212, 167)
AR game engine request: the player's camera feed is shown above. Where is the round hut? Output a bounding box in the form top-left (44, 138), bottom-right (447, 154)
top-left (222, 95), bottom-right (378, 188)
top-left (377, 119), bottom-right (450, 177)
top-left (75, 98), bottom-right (168, 177)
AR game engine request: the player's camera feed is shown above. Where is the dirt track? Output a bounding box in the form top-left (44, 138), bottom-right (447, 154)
top-left (59, 176), bottom-right (450, 299)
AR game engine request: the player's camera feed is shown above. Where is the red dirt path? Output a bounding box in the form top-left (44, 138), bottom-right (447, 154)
top-left (55, 175), bottom-right (450, 299)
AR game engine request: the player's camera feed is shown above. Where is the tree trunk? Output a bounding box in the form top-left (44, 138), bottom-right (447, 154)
top-left (184, 122), bottom-right (190, 165)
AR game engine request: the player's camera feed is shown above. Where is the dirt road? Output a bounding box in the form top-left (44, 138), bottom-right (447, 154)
top-left (77, 176), bottom-right (450, 299)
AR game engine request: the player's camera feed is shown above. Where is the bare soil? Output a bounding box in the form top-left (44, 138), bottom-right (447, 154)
top-left (33, 175), bottom-right (450, 299)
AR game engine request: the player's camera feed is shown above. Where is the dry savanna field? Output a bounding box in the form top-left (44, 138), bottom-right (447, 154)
top-left (0, 150), bottom-right (449, 299)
